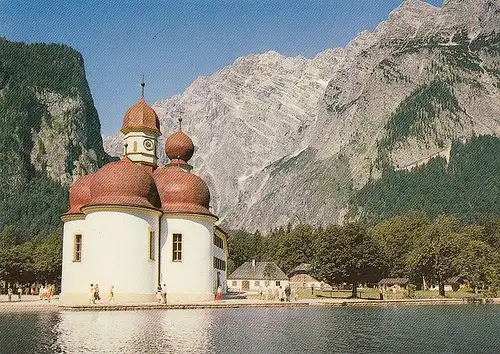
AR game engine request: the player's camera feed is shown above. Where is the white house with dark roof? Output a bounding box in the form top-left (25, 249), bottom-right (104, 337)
top-left (227, 260), bottom-right (289, 292)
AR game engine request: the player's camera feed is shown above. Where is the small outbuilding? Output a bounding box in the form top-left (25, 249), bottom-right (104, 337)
top-left (428, 276), bottom-right (467, 292)
top-left (378, 278), bottom-right (410, 292)
top-left (287, 263), bottom-right (332, 290)
top-left (227, 260), bottom-right (289, 292)
top-left (445, 276), bottom-right (467, 292)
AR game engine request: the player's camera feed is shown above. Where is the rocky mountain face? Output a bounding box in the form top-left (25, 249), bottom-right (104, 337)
top-left (0, 40), bottom-right (109, 193)
top-left (104, 0), bottom-right (500, 231)
top-left (0, 39), bottom-right (110, 243)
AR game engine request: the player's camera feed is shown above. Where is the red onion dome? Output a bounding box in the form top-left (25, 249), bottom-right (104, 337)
top-left (153, 166), bottom-right (213, 215)
top-left (66, 174), bottom-right (95, 214)
top-left (165, 130), bottom-right (194, 163)
top-left (120, 97), bottom-right (161, 136)
top-left (88, 158), bottom-right (160, 209)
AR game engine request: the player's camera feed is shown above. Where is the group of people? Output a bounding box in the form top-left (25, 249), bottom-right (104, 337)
top-left (262, 285), bottom-right (294, 302)
top-left (155, 284), bottom-right (167, 304)
top-left (3, 284), bottom-right (55, 302)
top-left (5, 288), bottom-right (22, 302)
top-left (89, 283), bottom-right (105, 304)
top-left (39, 285), bottom-right (55, 302)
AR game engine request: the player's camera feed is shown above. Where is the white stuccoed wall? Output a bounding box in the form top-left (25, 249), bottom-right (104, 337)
top-left (228, 279), bottom-right (290, 293)
top-left (60, 208), bottom-right (160, 304)
top-left (160, 215), bottom-right (216, 302)
top-left (61, 217), bottom-right (86, 297)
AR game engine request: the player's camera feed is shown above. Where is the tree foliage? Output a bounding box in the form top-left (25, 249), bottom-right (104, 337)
top-left (371, 213), bottom-right (430, 278)
top-left (226, 214), bottom-right (500, 298)
top-left (353, 135), bottom-right (500, 224)
top-left (0, 233), bottom-right (62, 287)
top-left (312, 223), bottom-right (382, 297)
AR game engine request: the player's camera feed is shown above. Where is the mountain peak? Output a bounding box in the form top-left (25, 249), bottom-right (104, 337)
top-left (400, 0), bottom-right (435, 9)
top-left (440, 0), bottom-right (500, 34)
top-left (103, 0), bottom-right (500, 231)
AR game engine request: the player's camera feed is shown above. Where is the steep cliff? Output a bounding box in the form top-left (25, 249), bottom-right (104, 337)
top-left (104, 0), bottom-right (500, 230)
top-left (0, 39), bottom-right (110, 244)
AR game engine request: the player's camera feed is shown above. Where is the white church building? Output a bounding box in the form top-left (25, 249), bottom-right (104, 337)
top-left (60, 86), bottom-right (228, 304)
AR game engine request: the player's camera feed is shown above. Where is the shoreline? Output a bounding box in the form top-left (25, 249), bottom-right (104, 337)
top-left (1, 296), bottom-right (499, 313)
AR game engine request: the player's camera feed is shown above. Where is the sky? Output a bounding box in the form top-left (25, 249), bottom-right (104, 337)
top-left (0, 0), bottom-right (443, 135)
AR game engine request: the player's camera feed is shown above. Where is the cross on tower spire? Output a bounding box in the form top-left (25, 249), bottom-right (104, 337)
top-left (140, 74), bottom-right (145, 98)
top-left (178, 107), bottom-right (184, 131)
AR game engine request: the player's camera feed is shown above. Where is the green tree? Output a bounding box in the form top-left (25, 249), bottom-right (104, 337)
top-left (253, 230), bottom-right (264, 261)
top-left (371, 213), bottom-right (430, 279)
top-left (406, 215), bottom-right (464, 296)
top-left (312, 223), bottom-right (382, 298)
top-left (0, 242), bottom-right (36, 286)
top-left (453, 233), bottom-right (499, 293)
top-left (226, 230), bottom-right (258, 273)
top-left (272, 224), bottom-right (317, 273)
top-left (32, 233), bottom-right (63, 284)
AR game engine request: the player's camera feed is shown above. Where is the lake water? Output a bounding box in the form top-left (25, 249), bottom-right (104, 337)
top-left (0, 305), bottom-right (499, 353)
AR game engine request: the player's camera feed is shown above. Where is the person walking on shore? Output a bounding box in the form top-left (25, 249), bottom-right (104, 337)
top-left (161, 284), bottom-right (167, 304)
top-left (109, 285), bottom-right (115, 303)
top-left (7, 288), bottom-right (12, 302)
top-left (89, 284), bottom-right (95, 304)
top-left (156, 285), bottom-right (162, 303)
top-left (17, 287), bottom-right (22, 301)
top-left (379, 287), bottom-right (384, 300)
top-left (285, 285), bottom-right (291, 302)
top-left (215, 286), bottom-right (222, 301)
top-left (48, 285), bottom-right (54, 303)
top-left (94, 284), bottom-right (101, 303)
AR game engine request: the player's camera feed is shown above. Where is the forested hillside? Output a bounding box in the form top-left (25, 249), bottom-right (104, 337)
top-left (0, 39), bottom-right (109, 284)
top-left (352, 135), bottom-right (500, 224)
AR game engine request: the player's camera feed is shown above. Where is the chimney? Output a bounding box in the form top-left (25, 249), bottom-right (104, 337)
top-left (252, 259), bottom-right (256, 268)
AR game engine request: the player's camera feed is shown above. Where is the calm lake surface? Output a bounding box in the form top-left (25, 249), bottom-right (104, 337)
top-left (0, 305), bottom-right (499, 353)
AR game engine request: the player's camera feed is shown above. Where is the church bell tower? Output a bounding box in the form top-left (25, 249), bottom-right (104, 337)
top-left (120, 77), bottom-right (161, 168)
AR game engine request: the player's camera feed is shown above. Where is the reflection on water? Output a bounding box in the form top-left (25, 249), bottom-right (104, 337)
top-left (0, 305), bottom-right (499, 354)
top-left (54, 310), bottom-right (213, 353)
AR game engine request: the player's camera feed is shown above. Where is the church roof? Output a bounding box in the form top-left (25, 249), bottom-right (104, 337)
top-left (63, 92), bottom-right (216, 218)
top-left (120, 97), bottom-right (161, 136)
top-left (153, 165), bottom-right (214, 217)
top-left (165, 130), bottom-right (194, 164)
top-left (86, 157), bottom-right (161, 210)
top-left (228, 262), bottom-right (288, 280)
top-left (65, 173), bottom-right (95, 215)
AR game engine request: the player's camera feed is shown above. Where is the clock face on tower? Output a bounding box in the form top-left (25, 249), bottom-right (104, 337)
top-left (143, 139), bottom-right (154, 151)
